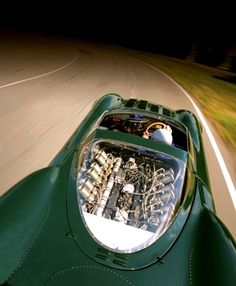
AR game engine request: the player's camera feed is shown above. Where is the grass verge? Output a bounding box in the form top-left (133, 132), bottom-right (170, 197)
top-left (129, 51), bottom-right (236, 152)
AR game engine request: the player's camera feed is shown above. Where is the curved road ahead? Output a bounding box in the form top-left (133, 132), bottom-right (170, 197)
top-left (0, 33), bottom-right (235, 238)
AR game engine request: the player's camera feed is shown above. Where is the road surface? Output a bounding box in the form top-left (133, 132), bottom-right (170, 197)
top-left (0, 32), bottom-right (235, 238)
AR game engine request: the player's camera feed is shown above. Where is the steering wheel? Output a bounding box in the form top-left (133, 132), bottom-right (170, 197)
top-left (144, 122), bottom-right (172, 137)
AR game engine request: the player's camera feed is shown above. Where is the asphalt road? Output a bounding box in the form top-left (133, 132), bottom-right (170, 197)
top-left (0, 33), bottom-right (235, 238)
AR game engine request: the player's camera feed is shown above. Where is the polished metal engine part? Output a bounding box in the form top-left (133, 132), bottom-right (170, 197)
top-left (96, 157), bottom-right (122, 216)
top-left (77, 142), bottom-right (185, 235)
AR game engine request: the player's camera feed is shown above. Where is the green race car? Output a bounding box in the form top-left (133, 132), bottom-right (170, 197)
top-left (1, 94), bottom-right (236, 285)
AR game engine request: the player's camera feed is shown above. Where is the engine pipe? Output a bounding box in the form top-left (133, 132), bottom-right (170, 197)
top-left (95, 157), bottom-right (122, 216)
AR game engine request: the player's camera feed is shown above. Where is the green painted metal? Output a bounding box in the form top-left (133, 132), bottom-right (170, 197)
top-left (1, 94), bottom-right (235, 285)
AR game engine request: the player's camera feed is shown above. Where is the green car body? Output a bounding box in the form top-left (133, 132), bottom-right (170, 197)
top-left (0, 94), bottom-right (236, 285)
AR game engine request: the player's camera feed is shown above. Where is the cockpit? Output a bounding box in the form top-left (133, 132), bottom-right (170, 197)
top-left (99, 112), bottom-right (188, 151)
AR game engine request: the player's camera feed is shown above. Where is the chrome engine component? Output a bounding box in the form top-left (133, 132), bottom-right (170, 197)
top-left (122, 183), bottom-right (135, 194)
top-left (96, 157), bottom-right (122, 216)
top-left (77, 141), bottom-right (185, 234)
top-left (79, 179), bottom-right (95, 203)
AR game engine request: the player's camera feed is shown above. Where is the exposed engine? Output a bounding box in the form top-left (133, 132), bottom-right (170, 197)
top-left (77, 141), bottom-right (185, 234)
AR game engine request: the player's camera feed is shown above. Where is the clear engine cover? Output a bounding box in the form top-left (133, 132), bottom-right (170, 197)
top-left (77, 140), bottom-right (186, 253)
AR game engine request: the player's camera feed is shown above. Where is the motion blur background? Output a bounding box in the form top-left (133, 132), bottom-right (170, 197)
top-left (1, 2), bottom-right (235, 69)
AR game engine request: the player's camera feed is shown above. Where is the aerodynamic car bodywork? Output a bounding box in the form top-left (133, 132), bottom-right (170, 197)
top-left (0, 94), bottom-right (236, 285)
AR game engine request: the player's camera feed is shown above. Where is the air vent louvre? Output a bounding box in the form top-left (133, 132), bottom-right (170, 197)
top-left (95, 248), bottom-right (128, 267)
top-left (138, 100), bottom-right (148, 109)
top-left (125, 99), bottom-right (136, 108)
top-left (97, 247), bottom-right (110, 254)
top-left (114, 253), bottom-right (128, 261)
top-left (162, 107), bottom-right (171, 116)
top-left (113, 259), bottom-right (127, 267)
top-left (150, 104), bottom-right (160, 113)
top-left (95, 253), bottom-right (109, 261)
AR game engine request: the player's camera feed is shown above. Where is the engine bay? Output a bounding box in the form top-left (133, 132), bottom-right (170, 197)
top-left (76, 139), bottom-right (186, 252)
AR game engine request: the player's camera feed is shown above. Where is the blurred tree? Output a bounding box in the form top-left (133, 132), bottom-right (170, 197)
top-left (229, 57), bottom-right (236, 73)
top-left (195, 41), bottom-right (226, 67)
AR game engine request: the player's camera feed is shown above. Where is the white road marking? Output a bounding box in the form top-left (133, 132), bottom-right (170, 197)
top-left (142, 61), bottom-right (236, 210)
top-left (0, 52), bottom-right (78, 89)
